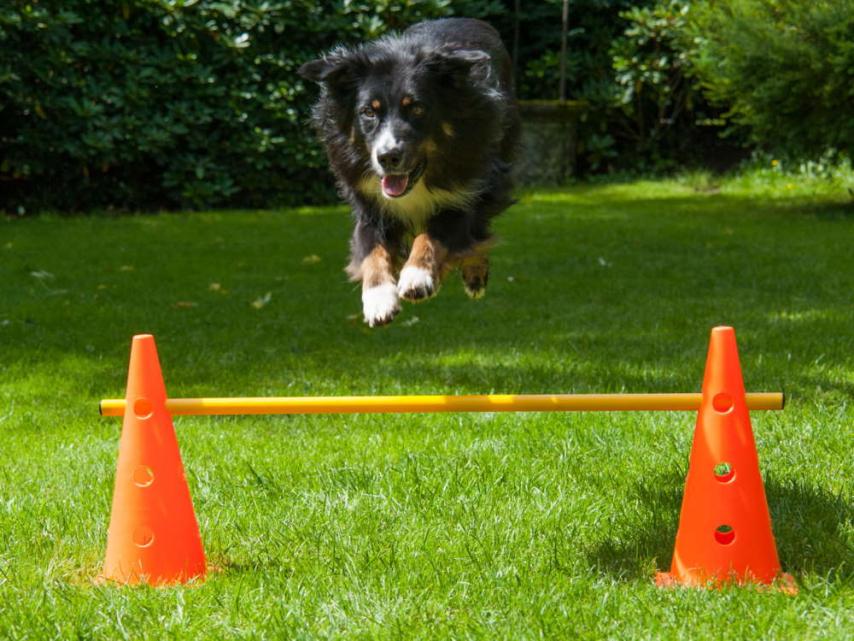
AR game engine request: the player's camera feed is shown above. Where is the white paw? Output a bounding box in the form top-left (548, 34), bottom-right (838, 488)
top-left (362, 283), bottom-right (400, 327)
top-left (397, 266), bottom-right (436, 301)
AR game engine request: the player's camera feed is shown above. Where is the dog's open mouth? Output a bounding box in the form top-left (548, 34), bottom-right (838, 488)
top-left (380, 162), bottom-right (425, 199)
top-left (381, 174), bottom-right (409, 198)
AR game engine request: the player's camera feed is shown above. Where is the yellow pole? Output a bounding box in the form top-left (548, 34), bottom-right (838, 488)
top-left (99, 392), bottom-right (784, 417)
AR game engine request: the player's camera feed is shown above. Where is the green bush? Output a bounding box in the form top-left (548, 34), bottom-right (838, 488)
top-left (12, 1), bottom-right (840, 212)
top-left (687, 0), bottom-right (854, 157)
top-left (4, 1), bottom-right (688, 212)
top-left (505, 0), bottom-right (740, 174)
top-left (611, 1), bottom-right (703, 162)
top-left (494, 0), bottom-right (644, 103)
top-left (0, 0), bottom-right (453, 213)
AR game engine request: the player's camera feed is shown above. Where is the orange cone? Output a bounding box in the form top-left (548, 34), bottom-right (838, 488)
top-left (656, 326), bottom-right (794, 591)
top-left (101, 334), bottom-right (206, 585)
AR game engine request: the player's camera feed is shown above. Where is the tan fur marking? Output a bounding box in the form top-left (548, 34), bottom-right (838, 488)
top-left (444, 238), bottom-right (494, 266)
top-left (352, 244), bottom-right (396, 288)
top-left (441, 122), bottom-right (455, 138)
top-left (371, 99), bottom-right (381, 110)
top-left (459, 252), bottom-right (489, 298)
top-left (401, 95), bottom-right (413, 107)
top-left (423, 138), bottom-right (439, 155)
top-left (405, 234), bottom-right (449, 281)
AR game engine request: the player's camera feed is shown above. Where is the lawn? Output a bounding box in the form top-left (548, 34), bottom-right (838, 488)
top-left (1, 177), bottom-right (852, 640)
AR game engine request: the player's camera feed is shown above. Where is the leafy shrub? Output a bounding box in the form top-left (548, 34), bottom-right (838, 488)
top-left (509, 0), bottom-right (744, 175)
top-left (611, 2), bottom-right (696, 156)
top-left (10, 0), bottom-right (839, 212)
top-left (498, 0), bottom-right (644, 103)
top-left (4, 0), bottom-right (685, 212)
top-left (687, 0), bottom-right (854, 157)
top-left (463, 0), bottom-right (710, 174)
top-left (0, 0), bottom-right (452, 213)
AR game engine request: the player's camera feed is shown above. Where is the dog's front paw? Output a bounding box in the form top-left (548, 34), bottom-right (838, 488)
top-left (362, 283), bottom-right (400, 327)
top-left (397, 266), bottom-right (437, 302)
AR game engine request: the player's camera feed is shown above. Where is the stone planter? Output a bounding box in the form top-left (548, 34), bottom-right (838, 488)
top-left (515, 99), bottom-right (588, 185)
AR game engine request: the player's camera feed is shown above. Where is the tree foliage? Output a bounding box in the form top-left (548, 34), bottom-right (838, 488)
top-left (2, 1), bottom-right (849, 213)
top-left (687, 0), bottom-right (854, 157)
top-left (0, 1), bottom-right (452, 212)
top-left (611, 2), bottom-right (694, 150)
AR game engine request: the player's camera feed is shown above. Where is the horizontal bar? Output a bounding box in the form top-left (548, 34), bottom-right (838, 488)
top-left (99, 392), bottom-right (785, 417)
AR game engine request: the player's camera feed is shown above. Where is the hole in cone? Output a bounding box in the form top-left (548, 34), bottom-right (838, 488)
top-left (712, 393), bottom-right (734, 413)
top-left (713, 461), bottom-right (735, 482)
top-left (132, 465), bottom-right (155, 488)
top-left (133, 526), bottom-right (155, 548)
top-left (714, 524), bottom-right (735, 545)
top-left (133, 398), bottom-right (153, 419)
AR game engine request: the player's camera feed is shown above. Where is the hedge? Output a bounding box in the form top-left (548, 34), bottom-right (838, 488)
top-left (2, 1), bottom-right (662, 213)
top-left (0, 1), bottom-right (456, 213)
top-left (10, 1), bottom-right (845, 213)
top-left (687, 0), bottom-right (854, 158)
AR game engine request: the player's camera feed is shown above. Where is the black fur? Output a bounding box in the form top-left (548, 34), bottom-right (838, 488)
top-left (299, 18), bottom-right (519, 320)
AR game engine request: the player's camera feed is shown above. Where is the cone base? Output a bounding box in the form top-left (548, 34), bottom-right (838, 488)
top-left (655, 570), bottom-right (797, 594)
top-left (98, 566), bottom-right (206, 587)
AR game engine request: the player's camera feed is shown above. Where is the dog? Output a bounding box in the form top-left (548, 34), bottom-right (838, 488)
top-left (299, 18), bottom-right (520, 327)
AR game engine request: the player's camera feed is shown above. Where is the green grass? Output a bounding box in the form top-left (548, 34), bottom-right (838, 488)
top-left (1, 178), bottom-right (852, 640)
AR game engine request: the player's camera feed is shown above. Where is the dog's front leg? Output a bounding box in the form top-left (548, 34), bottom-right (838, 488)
top-left (347, 214), bottom-right (403, 327)
top-left (359, 244), bottom-right (400, 327)
top-left (398, 233), bottom-right (448, 302)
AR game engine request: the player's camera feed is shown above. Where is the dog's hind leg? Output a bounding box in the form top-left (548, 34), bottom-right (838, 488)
top-left (460, 253), bottom-right (489, 299)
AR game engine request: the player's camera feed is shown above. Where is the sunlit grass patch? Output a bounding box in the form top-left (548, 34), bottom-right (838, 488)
top-left (1, 177), bottom-right (852, 639)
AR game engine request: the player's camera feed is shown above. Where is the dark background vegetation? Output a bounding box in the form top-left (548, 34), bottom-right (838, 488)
top-left (1, 0), bottom-right (852, 213)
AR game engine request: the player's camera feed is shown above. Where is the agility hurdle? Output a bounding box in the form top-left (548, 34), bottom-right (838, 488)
top-left (98, 326), bottom-right (794, 592)
top-left (100, 391), bottom-right (784, 416)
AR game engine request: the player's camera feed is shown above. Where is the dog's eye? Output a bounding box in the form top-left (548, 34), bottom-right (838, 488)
top-left (411, 103), bottom-right (426, 117)
top-left (360, 106), bottom-right (376, 119)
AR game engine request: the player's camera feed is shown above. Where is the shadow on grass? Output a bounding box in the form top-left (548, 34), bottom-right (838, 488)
top-left (585, 468), bottom-right (683, 580)
top-left (810, 200), bottom-right (854, 220)
top-left (587, 472), bottom-right (852, 581)
top-left (2, 185), bottom-right (852, 406)
top-left (767, 479), bottom-right (852, 579)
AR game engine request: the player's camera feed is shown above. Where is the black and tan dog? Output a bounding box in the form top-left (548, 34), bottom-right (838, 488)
top-left (299, 18), bottom-right (519, 326)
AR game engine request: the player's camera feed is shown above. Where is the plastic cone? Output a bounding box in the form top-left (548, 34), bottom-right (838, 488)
top-left (101, 334), bottom-right (206, 585)
top-left (656, 326), bottom-right (794, 591)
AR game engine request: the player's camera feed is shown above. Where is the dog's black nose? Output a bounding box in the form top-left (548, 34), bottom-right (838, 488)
top-left (378, 148), bottom-right (404, 172)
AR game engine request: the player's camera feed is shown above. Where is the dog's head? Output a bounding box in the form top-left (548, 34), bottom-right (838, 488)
top-left (299, 43), bottom-right (494, 199)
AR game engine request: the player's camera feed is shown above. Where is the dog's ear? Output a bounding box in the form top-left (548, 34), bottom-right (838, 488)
top-left (298, 49), bottom-right (360, 88)
top-left (298, 58), bottom-right (333, 83)
top-left (421, 48), bottom-right (494, 88)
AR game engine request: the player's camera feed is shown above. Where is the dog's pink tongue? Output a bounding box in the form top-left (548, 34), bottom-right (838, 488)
top-left (381, 174), bottom-right (408, 198)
